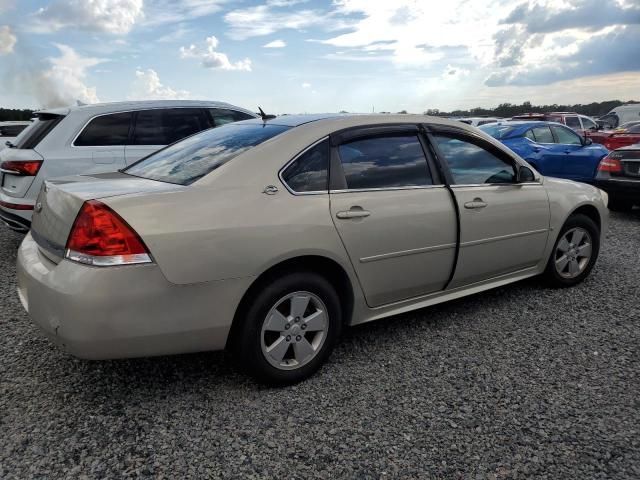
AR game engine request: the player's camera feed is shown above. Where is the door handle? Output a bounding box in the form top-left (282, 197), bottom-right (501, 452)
top-left (336, 207), bottom-right (371, 219)
top-left (464, 198), bottom-right (488, 209)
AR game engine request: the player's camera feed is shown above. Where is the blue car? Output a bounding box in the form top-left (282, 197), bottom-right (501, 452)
top-left (479, 121), bottom-right (609, 183)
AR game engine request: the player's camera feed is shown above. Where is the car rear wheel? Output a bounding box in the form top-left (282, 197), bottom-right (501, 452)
top-left (232, 272), bottom-right (342, 385)
top-left (544, 213), bottom-right (600, 287)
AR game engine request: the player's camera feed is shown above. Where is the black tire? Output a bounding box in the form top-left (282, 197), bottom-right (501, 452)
top-left (231, 271), bottom-right (342, 385)
top-left (543, 213), bottom-right (600, 288)
top-left (608, 198), bottom-right (634, 212)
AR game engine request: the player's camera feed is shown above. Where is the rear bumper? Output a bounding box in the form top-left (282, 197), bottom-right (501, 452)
top-left (17, 232), bottom-right (254, 359)
top-left (0, 206), bottom-right (31, 232)
top-left (0, 191), bottom-right (33, 231)
top-left (594, 178), bottom-right (640, 202)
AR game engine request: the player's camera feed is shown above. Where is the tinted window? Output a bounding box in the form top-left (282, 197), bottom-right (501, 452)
top-left (15, 114), bottom-right (64, 149)
top-left (552, 125), bottom-right (582, 145)
top-left (627, 125), bottom-right (640, 133)
top-left (338, 135), bottom-right (432, 189)
top-left (531, 126), bottom-right (554, 143)
top-left (433, 135), bottom-right (516, 184)
top-left (125, 123), bottom-right (289, 185)
top-left (0, 125), bottom-right (28, 137)
top-left (209, 108), bottom-right (254, 127)
top-left (282, 140), bottom-right (329, 192)
top-left (565, 116), bottom-right (581, 129)
top-left (75, 112), bottom-right (132, 146)
top-left (581, 117), bottom-right (597, 130)
top-left (132, 108), bottom-right (207, 145)
top-left (599, 114), bottom-right (619, 128)
top-left (477, 120), bottom-right (496, 126)
top-left (525, 129), bottom-right (536, 141)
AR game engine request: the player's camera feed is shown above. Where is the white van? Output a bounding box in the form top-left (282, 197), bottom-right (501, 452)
top-left (598, 104), bottom-right (640, 129)
top-left (0, 100), bottom-right (256, 231)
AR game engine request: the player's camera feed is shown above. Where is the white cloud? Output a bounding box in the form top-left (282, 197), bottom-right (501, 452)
top-left (224, 2), bottom-right (326, 40)
top-left (144, 0), bottom-right (227, 26)
top-left (0, 25), bottom-right (16, 55)
top-left (302, 82), bottom-right (311, 88)
top-left (442, 64), bottom-right (470, 81)
top-left (180, 36), bottom-right (252, 71)
top-left (0, 0), bottom-right (14, 14)
top-left (30, 0), bottom-right (143, 35)
top-left (30, 44), bottom-right (102, 107)
top-left (263, 39), bottom-right (287, 48)
top-left (129, 69), bottom-right (191, 100)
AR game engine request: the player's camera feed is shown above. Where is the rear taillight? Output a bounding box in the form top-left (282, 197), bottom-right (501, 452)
top-left (65, 200), bottom-right (152, 266)
top-left (597, 154), bottom-right (623, 173)
top-left (0, 160), bottom-right (43, 176)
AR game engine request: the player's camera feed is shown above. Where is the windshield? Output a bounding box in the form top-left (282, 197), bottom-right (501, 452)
top-left (124, 123), bottom-right (290, 185)
top-left (14, 114), bottom-right (64, 149)
top-left (478, 124), bottom-right (516, 139)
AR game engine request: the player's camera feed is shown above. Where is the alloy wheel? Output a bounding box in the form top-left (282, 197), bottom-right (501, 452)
top-left (554, 227), bottom-right (593, 279)
top-left (260, 291), bottom-right (329, 370)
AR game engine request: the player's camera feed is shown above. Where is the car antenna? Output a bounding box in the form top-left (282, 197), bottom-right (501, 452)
top-left (258, 107), bottom-right (276, 121)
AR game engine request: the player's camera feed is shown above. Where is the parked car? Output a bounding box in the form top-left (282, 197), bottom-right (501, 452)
top-left (511, 112), bottom-right (598, 135)
top-left (479, 121), bottom-right (609, 183)
top-left (456, 117), bottom-right (502, 127)
top-left (0, 100), bottom-right (257, 232)
top-left (597, 104), bottom-right (640, 129)
top-left (17, 114), bottom-right (608, 384)
top-left (587, 123), bottom-right (640, 151)
top-left (0, 121), bottom-right (32, 150)
top-left (594, 143), bottom-right (640, 211)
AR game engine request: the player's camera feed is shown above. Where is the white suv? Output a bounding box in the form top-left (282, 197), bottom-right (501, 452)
top-left (0, 100), bottom-right (256, 231)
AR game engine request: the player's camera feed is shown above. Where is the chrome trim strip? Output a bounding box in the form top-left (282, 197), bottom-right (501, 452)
top-left (278, 136), bottom-right (330, 196)
top-left (360, 242), bottom-right (457, 263)
top-left (330, 184), bottom-right (447, 194)
top-left (460, 228), bottom-right (549, 248)
top-left (450, 182), bottom-right (542, 188)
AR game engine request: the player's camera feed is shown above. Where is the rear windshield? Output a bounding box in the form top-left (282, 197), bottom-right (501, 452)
top-left (14, 114), bottom-right (64, 149)
top-left (124, 123), bottom-right (289, 185)
top-left (478, 124), bottom-right (516, 139)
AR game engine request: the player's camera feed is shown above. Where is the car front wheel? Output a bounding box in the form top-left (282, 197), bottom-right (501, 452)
top-left (544, 213), bottom-right (600, 287)
top-left (232, 271), bottom-right (342, 385)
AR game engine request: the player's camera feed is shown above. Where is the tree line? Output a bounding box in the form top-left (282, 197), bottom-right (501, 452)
top-left (0, 108), bottom-right (33, 121)
top-left (424, 100), bottom-right (638, 118)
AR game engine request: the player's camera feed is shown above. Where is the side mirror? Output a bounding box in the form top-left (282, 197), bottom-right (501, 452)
top-left (517, 165), bottom-right (536, 183)
top-left (583, 137), bottom-right (593, 146)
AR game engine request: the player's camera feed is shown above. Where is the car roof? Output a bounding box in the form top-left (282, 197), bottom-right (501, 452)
top-left (0, 121), bottom-right (32, 126)
top-left (233, 113), bottom-right (474, 131)
top-left (36, 100), bottom-right (257, 117)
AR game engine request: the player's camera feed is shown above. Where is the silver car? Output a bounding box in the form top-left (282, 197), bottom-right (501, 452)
top-left (17, 114), bottom-right (608, 384)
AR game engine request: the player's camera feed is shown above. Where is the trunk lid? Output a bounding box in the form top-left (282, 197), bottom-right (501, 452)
top-left (31, 172), bottom-right (183, 263)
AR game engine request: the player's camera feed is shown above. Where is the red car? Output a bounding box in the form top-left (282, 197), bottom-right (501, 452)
top-left (511, 112), bottom-right (599, 135)
top-left (587, 123), bottom-right (640, 151)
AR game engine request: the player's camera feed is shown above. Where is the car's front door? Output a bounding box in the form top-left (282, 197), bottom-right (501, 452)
top-left (429, 129), bottom-right (550, 288)
top-left (329, 127), bottom-right (457, 307)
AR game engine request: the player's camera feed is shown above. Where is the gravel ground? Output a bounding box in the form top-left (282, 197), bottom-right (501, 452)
top-left (1, 211), bottom-right (639, 479)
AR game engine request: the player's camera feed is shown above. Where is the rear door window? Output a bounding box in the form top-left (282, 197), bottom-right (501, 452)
top-left (124, 123), bottom-right (289, 185)
top-left (132, 108), bottom-right (208, 145)
top-left (281, 139), bottom-right (329, 192)
top-left (74, 112), bottom-right (133, 146)
top-left (564, 116), bottom-right (581, 129)
top-left (337, 135), bottom-right (433, 189)
top-left (432, 135), bottom-right (516, 185)
top-left (551, 125), bottom-right (582, 145)
top-left (531, 126), bottom-right (554, 143)
top-left (209, 108), bottom-right (255, 127)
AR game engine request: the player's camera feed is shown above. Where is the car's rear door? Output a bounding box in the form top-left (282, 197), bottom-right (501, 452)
top-left (124, 108), bottom-right (209, 164)
top-left (550, 125), bottom-right (599, 182)
top-left (329, 126), bottom-right (457, 307)
top-left (427, 126), bottom-right (550, 288)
